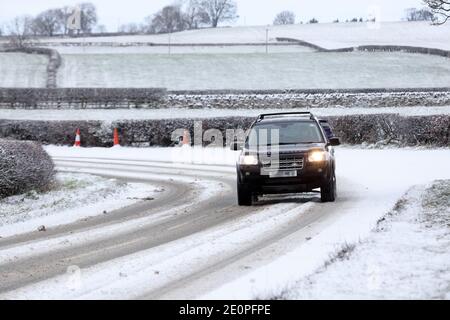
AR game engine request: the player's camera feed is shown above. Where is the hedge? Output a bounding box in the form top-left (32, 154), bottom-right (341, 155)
top-left (0, 139), bottom-right (55, 198)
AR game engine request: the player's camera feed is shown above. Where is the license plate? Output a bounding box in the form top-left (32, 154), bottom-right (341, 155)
top-left (269, 170), bottom-right (297, 178)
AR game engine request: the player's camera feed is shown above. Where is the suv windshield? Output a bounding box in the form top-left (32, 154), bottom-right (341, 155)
top-left (247, 121), bottom-right (324, 147)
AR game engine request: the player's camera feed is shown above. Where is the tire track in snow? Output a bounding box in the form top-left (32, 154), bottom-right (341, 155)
top-left (1, 200), bottom-right (319, 300)
top-left (0, 158), bottom-right (263, 293)
top-left (0, 158), bottom-right (234, 248)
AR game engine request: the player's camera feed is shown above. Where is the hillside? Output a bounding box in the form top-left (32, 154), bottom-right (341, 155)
top-left (1, 21), bottom-right (450, 89)
top-left (56, 52), bottom-right (450, 90)
top-left (31, 21), bottom-right (450, 50)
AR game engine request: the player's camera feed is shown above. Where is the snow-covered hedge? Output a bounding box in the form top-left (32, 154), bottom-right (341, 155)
top-left (327, 114), bottom-right (450, 146)
top-left (0, 139), bottom-right (55, 198)
top-left (0, 114), bottom-right (448, 148)
top-left (276, 37), bottom-right (450, 58)
top-left (0, 88), bottom-right (167, 109)
top-left (1, 88), bottom-right (450, 109)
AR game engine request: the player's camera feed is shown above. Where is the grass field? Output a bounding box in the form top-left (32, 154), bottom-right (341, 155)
top-left (57, 51), bottom-right (450, 90)
top-left (0, 53), bottom-right (48, 88)
top-left (2, 21), bottom-right (450, 90)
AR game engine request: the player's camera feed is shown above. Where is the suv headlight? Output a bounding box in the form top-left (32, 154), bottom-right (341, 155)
top-left (308, 150), bottom-right (327, 162)
top-left (239, 155), bottom-right (258, 165)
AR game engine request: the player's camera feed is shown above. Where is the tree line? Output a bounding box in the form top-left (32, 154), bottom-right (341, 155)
top-left (272, 11), bottom-right (372, 26)
top-left (1, 0), bottom-right (448, 40)
top-left (0, 0), bottom-right (238, 38)
top-left (121, 0), bottom-right (238, 34)
top-left (423, 0), bottom-right (450, 24)
top-left (1, 3), bottom-right (97, 38)
top-left (272, 1), bottom-right (449, 26)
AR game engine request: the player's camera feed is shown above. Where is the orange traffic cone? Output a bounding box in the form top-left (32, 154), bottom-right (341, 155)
top-left (74, 128), bottom-right (81, 147)
top-left (113, 128), bottom-right (120, 147)
top-left (182, 130), bottom-right (190, 146)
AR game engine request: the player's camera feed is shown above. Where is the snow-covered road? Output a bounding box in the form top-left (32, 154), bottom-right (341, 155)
top-left (0, 147), bottom-right (449, 299)
top-left (0, 155), bottom-right (330, 299)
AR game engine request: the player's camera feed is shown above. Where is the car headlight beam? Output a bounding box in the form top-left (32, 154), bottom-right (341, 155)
top-left (239, 155), bottom-right (258, 166)
top-left (308, 150), bottom-right (327, 162)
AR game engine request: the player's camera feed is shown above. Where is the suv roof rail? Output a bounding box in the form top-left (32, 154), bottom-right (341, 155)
top-left (257, 112), bottom-right (315, 121)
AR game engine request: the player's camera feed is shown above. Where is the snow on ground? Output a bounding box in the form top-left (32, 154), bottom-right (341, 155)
top-left (49, 45), bottom-right (313, 55)
top-left (3, 22), bottom-right (450, 89)
top-left (46, 145), bottom-right (240, 166)
top-left (0, 201), bottom-right (316, 299)
top-left (0, 172), bottom-right (158, 238)
top-left (34, 22), bottom-right (450, 51)
top-left (0, 53), bottom-right (47, 88)
top-left (0, 164), bottom-right (229, 263)
top-left (48, 147), bottom-right (450, 300)
top-left (2, 106), bottom-right (450, 122)
top-left (282, 180), bottom-right (450, 300)
top-left (57, 52), bottom-right (450, 89)
top-left (2, 146), bottom-right (448, 299)
top-left (203, 147), bottom-right (450, 299)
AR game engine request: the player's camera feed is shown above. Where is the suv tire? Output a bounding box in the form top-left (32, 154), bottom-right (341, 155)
top-left (237, 183), bottom-right (252, 206)
top-left (321, 172), bottom-right (336, 203)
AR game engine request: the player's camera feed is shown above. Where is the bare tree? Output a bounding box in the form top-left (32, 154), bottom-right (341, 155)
top-left (79, 2), bottom-right (98, 33)
top-left (405, 7), bottom-right (435, 21)
top-left (95, 24), bottom-right (107, 33)
top-left (183, 0), bottom-right (207, 29)
top-left (7, 16), bottom-right (34, 48)
top-left (142, 15), bottom-right (154, 33)
top-left (57, 6), bottom-right (73, 35)
top-left (273, 11), bottom-right (296, 25)
top-left (32, 9), bottom-right (64, 36)
top-left (424, 0), bottom-right (450, 24)
top-left (119, 23), bottom-right (140, 33)
top-left (198, 0), bottom-right (238, 28)
top-left (150, 5), bottom-right (186, 33)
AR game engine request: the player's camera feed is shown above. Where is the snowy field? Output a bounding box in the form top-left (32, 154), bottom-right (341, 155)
top-left (0, 53), bottom-right (47, 88)
top-left (0, 106), bottom-right (449, 121)
top-left (57, 52), bottom-right (450, 89)
top-left (33, 22), bottom-right (450, 50)
top-left (2, 21), bottom-right (450, 89)
top-left (0, 146), bottom-right (445, 299)
top-left (50, 44), bottom-right (313, 55)
top-left (202, 147), bottom-right (450, 299)
top-left (0, 146), bottom-right (448, 299)
top-left (0, 172), bottom-right (158, 237)
top-left (282, 180), bottom-right (450, 300)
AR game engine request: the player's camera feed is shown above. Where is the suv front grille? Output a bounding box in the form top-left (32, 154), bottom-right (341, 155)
top-left (262, 156), bottom-right (304, 171)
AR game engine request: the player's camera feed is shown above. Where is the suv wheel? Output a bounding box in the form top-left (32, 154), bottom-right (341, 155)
top-left (237, 183), bottom-right (252, 206)
top-left (321, 172), bottom-right (336, 203)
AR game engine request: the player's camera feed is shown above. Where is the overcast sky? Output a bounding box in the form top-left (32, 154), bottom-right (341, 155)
top-left (0, 0), bottom-right (424, 31)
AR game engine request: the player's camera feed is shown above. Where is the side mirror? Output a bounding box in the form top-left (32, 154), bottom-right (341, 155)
top-left (230, 141), bottom-right (243, 151)
top-left (328, 137), bottom-right (341, 146)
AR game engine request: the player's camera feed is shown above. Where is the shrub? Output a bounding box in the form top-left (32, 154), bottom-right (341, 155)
top-left (0, 115), bottom-right (448, 147)
top-left (0, 139), bottom-right (54, 198)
